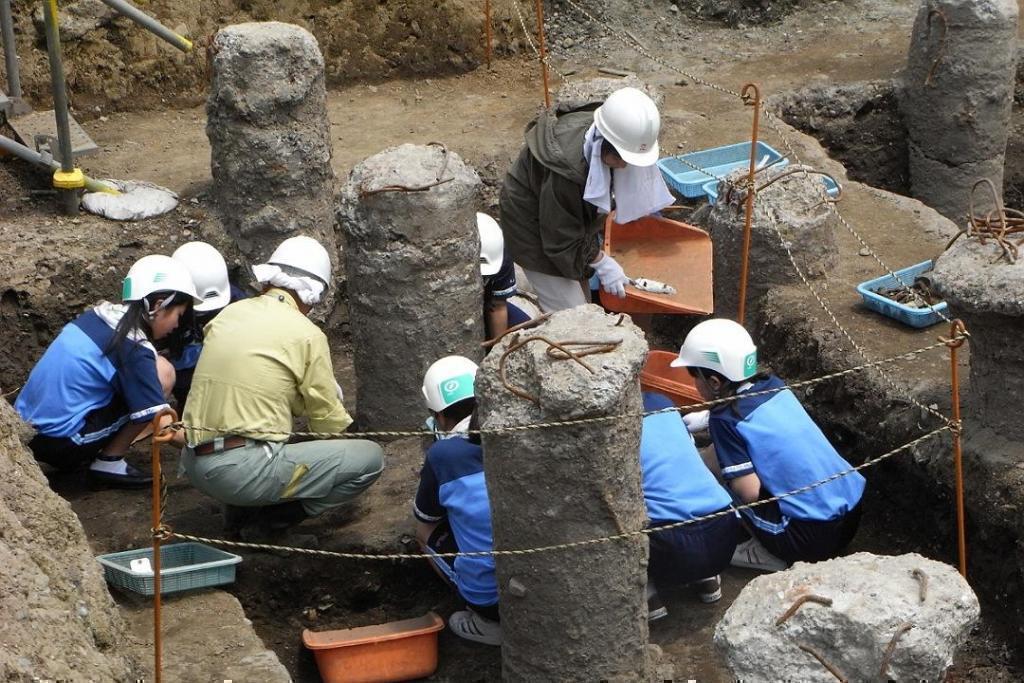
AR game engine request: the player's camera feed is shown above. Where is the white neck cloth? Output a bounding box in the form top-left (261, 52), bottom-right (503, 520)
top-left (582, 123), bottom-right (675, 224)
top-left (252, 264), bottom-right (325, 306)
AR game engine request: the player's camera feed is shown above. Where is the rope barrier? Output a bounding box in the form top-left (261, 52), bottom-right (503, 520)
top-left (167, 334), bottom-right (956, 442)
top-left (165, 424), bottom-right (951, 560)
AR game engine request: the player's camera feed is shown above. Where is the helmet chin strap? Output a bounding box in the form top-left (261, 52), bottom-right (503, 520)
top-left (142, 294), bottom-right (174, 320)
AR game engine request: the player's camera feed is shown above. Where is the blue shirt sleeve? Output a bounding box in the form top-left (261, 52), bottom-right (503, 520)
top-left (414, 453), bottom-right (446, 523)
top-left (484, 246), bottom-right (518, 300)
top-left (113, 342), bottom-right (168, 423)
top-left (709, 413), bottom-right (755, 480)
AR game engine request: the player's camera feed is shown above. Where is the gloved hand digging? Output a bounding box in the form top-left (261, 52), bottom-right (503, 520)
top-left (590, 252), bottom-right (628, 298)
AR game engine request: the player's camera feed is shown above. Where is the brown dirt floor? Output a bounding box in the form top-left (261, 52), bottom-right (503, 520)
top-left (3, 0), bottom-right (1024, 679)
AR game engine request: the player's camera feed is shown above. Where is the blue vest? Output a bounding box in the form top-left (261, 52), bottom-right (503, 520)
top-left (641, 392), bottom-right (733, 522)
top-left (428, 438), bottom-right (498, 606)
top-left (711, 376), bottom-right (865, 533)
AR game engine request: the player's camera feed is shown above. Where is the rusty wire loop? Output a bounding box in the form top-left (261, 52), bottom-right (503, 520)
top-left (923, 8), bottom-right (948, 87)
top-left (545, 339), bottom-right (623, 361)
top-left (947, 178), bottom-right (1024, 263)
top-left (911, 568), bottom-right (929, 603)
top-left (775, 594), bottom-right (834, 627)
top-left (939, 319), bottom-right (969, 349)
top-left (879, 621), bottom-right (915, 679)
top-left (796, 642), bottom-right (848, 683)
top-left (481, 312), bottom-right (552, 349)
top-left (358, 142), bottom-right (454, 197)
top-left (498, 334), bottom-right (621, 403)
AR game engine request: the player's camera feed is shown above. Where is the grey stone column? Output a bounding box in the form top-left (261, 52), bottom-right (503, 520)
top-left (900, 0), bottom-right (1018, 222)
top-left (932, 239), bottom-right (1024, 441)
top-left (706, 166), bottom-right (839, 319)
top-left (476, 305), bottom-right (654, 682)
top-left (338, 144), bottom-right (484, 431)
top-left (206, 22), bottom-right (338, 287)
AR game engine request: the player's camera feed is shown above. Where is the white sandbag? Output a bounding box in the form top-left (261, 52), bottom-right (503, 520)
top-left (81, 179), bottom-right (178, 220)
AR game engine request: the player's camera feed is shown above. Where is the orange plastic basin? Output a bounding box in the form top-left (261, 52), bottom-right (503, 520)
top-left (302, 612), bottom-right (445, 683)
top-left (598, 212), bottom-right (714, 315)
top-left (641, 350), bottom-right (703, 407)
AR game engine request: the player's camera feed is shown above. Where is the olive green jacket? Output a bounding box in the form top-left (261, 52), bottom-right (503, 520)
top-left (499, 105), bottom-right (602, 279)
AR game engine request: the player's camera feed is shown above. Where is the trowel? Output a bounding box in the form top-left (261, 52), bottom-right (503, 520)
top-left (628, 277), bottom-right (677, 296)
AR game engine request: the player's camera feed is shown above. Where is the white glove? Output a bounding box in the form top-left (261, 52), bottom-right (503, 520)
top-left (590, 252), bottom-right (628, 298)
top-left (682, 410), bottom-right (710, 433)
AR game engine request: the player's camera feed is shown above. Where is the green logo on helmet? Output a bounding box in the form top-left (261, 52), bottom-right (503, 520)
top-left (743, 351), bottom-right (758, 376)
top-left (152, 272), bottom-right (168, 283)
top-left (122, 277), bottom-right (132, 299)
top-left (439, 373), bottom-right (475, 406)
top-left (701, 351), bottom-right (721, 364)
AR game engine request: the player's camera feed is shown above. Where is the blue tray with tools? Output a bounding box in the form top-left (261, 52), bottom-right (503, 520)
top-left (856, 260), bottom-right (948, 329)
top-left (657, 141), bottom-right (787, 198)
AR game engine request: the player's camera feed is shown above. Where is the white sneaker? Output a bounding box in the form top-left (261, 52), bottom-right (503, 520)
top-left (691, 575), bottom-right (722, 603)
top-left (731, 537), bottom-right (788, 572)
top-left (646, 582), bottom-right (668, 621)
top-left (449, 609), bottom-right (502, 646)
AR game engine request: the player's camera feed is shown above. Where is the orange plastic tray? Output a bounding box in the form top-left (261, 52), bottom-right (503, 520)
top-left (303, 612), bottom-right (444, 683)
top-left (640, 350), bottom-right (703, 407)
top-left (598, 212), bottom-right (714, 315)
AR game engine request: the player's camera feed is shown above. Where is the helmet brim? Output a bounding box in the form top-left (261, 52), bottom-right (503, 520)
top-left (669, 355), bottom-right (689, 368)
top-left (616, 143), bottom-right (660, 167)
top-left (193, 289), bottom-right (231, 312)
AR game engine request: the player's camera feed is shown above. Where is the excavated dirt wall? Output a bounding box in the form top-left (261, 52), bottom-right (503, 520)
top-left (5, 0), bottom-right (535, 113)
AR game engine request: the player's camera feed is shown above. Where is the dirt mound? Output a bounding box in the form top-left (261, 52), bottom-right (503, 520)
top-left (7, 0), bottom-right (535, 113)
top-left (0, 398), bottom-right (138, 680)
top-left (677, 0), bottom-right (819, 26)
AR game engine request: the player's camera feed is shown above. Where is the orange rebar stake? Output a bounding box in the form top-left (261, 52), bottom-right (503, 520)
top-left (150, 408), bottom-right (178, 683)
top-left (533, 0), bottom-right (551, 108)
top-left (944, 320), bottom-right (968, 577)
top-left (484, 0), bottom-right (492, 69)
top-left (737, 83), bottom-right (762, 325)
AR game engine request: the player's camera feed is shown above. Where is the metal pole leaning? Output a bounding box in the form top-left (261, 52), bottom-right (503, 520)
top-left (533, 0), bottom-right (551, 108)
top-left (0, 0), bottom-right (21, 100)
top-left (150, 407), bottom-right (178, 683)
top-left (737, 82), bottom-right (762, 325)
top-left (96, 0), bottom-right (192, 52)
top-left (0, 134), bottom-right (117, 192)
top-left (41, 0), bottom-right (81, 214)
top-left (943, 319), bottom-right (968, 577)
top-left (484, 0), bottom-right (492, 69)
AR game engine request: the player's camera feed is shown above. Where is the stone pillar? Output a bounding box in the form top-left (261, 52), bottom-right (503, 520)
top-left (338, 144), bottom-right (484, 431)
top-left (476, 305), bottom-right (654, 682)
top-left (206, 22), bottom-right (337, 280)
top-left (931, 238), bottom-right (1024, 440)
top-left (900, 0), bottom-right (1018, 222)
top-left (706, 166), bottom-right (839, 319)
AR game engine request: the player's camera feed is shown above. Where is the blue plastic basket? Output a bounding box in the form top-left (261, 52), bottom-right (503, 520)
top-left (856, 260), bottom-right (948, 329)
top-left (657, 141), bottom-right (787, 198)
top-left (97, 542), bottom-right (242, 596)
top-left (703, 174), bottom-right (840, 205)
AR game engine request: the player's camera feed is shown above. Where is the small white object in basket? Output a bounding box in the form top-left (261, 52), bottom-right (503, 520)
top-left (129, 557), bottom-right (154, 576)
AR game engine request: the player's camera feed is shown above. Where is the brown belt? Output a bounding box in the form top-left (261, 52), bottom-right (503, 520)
top-left (193, 436), bottom-right (249, 456)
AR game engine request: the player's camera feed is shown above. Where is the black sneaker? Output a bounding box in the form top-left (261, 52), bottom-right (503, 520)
top-left (86, 463), bottom-right (153, 489)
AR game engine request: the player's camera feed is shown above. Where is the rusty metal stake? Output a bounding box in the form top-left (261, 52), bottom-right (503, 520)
top-left (775, 593), bottom-right (833, 626)
top-left (878, 621), bottom-right (914, 679)
top-left (796, 642), bottom-right (848, 683)
top-left (942, 319), bottom-right (969, 577)
top-left (484, 0), bottom-right (492, 69)
top-left (150, 407), bottom-right (177, 683)
top-left (737, 82), bottom-right (762, 325)
top-left (533, 0), bottom-right (551, 108)
top-left (911, 568), bottom-right (928, 603)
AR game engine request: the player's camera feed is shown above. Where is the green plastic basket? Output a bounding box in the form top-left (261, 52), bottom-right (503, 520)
top-left (96, 542), bottom-right (242, 596)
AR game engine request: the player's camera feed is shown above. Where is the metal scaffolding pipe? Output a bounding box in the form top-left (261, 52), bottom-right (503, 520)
top-left (0, 133), bottom-right (116, 193)
top-left (97, 0), bottom-right (192, 52)
top-left (0, 0), bottom-right (20, 99)
top-left (41, 0), bottom-right (78, 213)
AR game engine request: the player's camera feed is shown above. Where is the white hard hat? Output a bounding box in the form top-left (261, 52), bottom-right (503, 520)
top-left (670, 318), bottom-right (758, 382)
top-left (266, 235), bottom-right (332, 287)
top-left (593, 87), bottom-right (661, 167)
top-left (172, 241), bottom-right (231, 313)
top-left (422, 355), bottom-right (479, 413)
top-left (477, 212), bottom-right (504, 277)
top-left (122, 254), bottom-right (202, 306)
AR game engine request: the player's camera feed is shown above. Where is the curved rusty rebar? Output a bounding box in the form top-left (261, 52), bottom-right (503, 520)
top-left (498, 334), bottom-right (605, 403)
top-left (878, 621), bottom-right (915, 679)
top-left (923, 9), bottom-right (948, 87)
top-left (796, 642), bottom-right (848, 683)
top-left (775, 593), bottom-right (834, 626)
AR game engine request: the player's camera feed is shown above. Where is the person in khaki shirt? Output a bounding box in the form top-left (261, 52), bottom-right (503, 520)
top-left (181, 236), bottom-right (383, 537)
